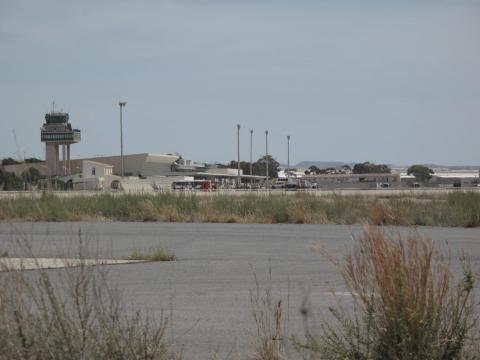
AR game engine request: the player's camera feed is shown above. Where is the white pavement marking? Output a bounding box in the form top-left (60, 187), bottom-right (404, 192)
top-left (0, 258), bottom-right (146, 271)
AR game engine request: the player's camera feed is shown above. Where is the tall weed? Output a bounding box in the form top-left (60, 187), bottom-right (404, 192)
top-left (0, 232), bottom-right (179, 360)
top-left (298, 227), bottom-right (479, 359)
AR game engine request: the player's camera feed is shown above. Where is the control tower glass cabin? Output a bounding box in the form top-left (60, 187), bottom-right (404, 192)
top-left (40, 112), bottom-right (81, 176)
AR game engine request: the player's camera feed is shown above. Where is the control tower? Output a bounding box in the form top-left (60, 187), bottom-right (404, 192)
top-left (40, 110), bottom-right (81, 176)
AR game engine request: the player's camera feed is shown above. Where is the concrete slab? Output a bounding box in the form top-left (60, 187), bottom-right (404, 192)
top-left (0, 257), bottom-right (146, 271)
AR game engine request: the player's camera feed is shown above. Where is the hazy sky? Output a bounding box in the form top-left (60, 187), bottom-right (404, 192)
top-left (1, 0), bottom-right (479, 166)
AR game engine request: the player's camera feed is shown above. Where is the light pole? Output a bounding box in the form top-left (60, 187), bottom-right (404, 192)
top-left (287, 135), bottom-right (290, 181)
top-left (119, 101), bottom-right (126, 177)
top-left (237, 124), bottom-right (241, 188)
top-left (250, 129), bottom-right (253, 178)
top-left (265, 130), bottom-right (269, 189)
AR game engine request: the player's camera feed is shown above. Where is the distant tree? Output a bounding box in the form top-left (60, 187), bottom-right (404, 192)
top-left (215, 163), bottom-right (229, 169)
top-left (308, 165), bottom-right (321, 175)
top-left (407, 165), bottom-right (434, 182)
top-left (256, 155), bottom-right (280, 178)
top-left (224, 160), bottom-right (249, 175)
top-left (0, 169), bottom-right (23, 190)
top-left (1, 158), bottom-right (20, 166)
top-left (21, 167), bottom-right (41, 186)
top-left (174, 156), bottom-right (183, 164)
top-left (307, 165), bottom-right (352, 175)
top-left (41, 178), bottom-right (66, 191)
top-left (353, 162), bottom-right (391, 174)
top-left (170, 156), bottom-right (184, 172)
top-left (25, 157), bottom-right (43, 163)
top-left (226, 156), bottom-right (280, 178)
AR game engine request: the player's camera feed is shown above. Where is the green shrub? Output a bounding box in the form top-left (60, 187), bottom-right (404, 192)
top-left (447, 192), bottom-right (480, 227)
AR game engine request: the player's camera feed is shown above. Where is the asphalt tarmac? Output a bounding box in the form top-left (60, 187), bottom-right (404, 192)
top-left (1, 222), bottom-right (479, 359)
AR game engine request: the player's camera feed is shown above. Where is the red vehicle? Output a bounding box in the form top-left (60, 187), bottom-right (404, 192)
top-left (172, 180), bottom-right (215, 191)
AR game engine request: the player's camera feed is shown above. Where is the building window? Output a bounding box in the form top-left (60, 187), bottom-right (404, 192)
top-left (92, 167), bottom-right (96, 176)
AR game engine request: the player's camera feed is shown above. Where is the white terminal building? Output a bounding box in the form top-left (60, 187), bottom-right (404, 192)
top-left (65, 153), bottom-right (256, 191)
top-left (38, 109), bottom-right (260, 191)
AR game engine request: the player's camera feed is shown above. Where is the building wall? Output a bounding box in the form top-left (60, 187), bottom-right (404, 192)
top-left (69, 153), bottom-right (179, 177)
top-left (142, 154), bottom-right (180, 176)
top-left (82, 160), bottom-right (113, 178)
top-left (45, 143), bottom-right (58, 176)
top-left (206, 168), bottom-right (243, 176)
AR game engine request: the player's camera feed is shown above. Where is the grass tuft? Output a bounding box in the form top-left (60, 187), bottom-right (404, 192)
top-left (128, 247), bottom-right (176, 262)
top-left (250, 267), bottom-right (287, 360)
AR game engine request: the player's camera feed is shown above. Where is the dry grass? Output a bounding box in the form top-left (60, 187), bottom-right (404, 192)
top-left (0, 232), bottom-right (180, 360)
top-left (1, 191), bottom-right (480, 226)
top-left (127, 247), bottom-right (176, 262)
top-left (298, 226), bottom-right (479, 359)
top-left (250, 269), bottom-right (287, 360)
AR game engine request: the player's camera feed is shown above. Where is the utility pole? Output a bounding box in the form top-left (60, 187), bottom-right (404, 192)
top-left (119, 101), bottom-right (126, 177)
top-left (250, 129), bottom-right (253, 178)
top-left (287, 135), bottom-right (290, 181)
top-left (265, 130), bottom-right (269, 189)
top-left (237, 124), bottom-right (241, 188)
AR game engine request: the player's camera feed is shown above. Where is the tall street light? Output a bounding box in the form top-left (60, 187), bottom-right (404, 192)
top-left (287, 135), bottom-right (291, 181)
top-left (265, 130), bottom-right (269, 189)
top-left (250, 129), bottom-right (254, 178)
top-left (237, 124), bottom-right (241, 188)
top-left (119, 101), bottom-right (126, 177)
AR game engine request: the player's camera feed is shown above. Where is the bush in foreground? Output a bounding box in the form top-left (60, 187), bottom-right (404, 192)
top-left (0, 235), bottom-right (179, 360)
top-left (297, 227), bottom-right (479, 359)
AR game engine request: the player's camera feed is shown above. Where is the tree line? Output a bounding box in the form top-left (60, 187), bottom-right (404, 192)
top-left (2, 157), bottom-right (42, 166)
top-left (0, 167), bottom-right (42, 190)
top-left (217, 155), bottom-right (281, 178)
top-left (215, 158), bottom-right (436, 182)
top-left (306, 162), bottom-right (392, 175)
top-left (0, 157), bottom-right (44, 190)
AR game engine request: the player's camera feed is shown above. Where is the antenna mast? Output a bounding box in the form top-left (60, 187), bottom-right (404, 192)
top-left (12, 129), bottom-right (24, 162)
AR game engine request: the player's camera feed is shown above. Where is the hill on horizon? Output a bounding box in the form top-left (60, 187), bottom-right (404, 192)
top-left (295, 161), bottom-right (350, 169)
top-left (295, 161), bottom-right (480, 171)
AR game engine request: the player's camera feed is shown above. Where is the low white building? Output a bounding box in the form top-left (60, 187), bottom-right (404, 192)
top-left (277, 170), bottom-right (305, 179)
top-left (82, 160), bottom-right (113, 178)
top-left (71, 160), bottom-right (116, 190)
top-left (430, 172), bottom-right (479, 187)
